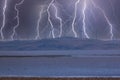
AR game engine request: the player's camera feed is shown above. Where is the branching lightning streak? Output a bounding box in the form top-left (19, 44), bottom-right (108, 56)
top-left (104, 14), bottom-right (114, 40)
top-left (91, 0), bottom-right (113, 40)
top-left (0, 0), bottom-right (115, 40)
top-left (35, 7), bottom-right (43, 40)
top-left (52, 4), bottom-right (63, 37)
top-left (72, 0), bottom-right (80, 38)
top-left (0, 0), bottom-right (7, 40)
top-left (82, 0), bottom-right (89, 39)
top-left (11, 0), bottom-right (24, 40)
top-left (47, 0), bottom-right (55, 38)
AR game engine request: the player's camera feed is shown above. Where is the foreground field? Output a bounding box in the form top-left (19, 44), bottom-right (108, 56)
top-left (0, 53), bottom-right (120, 77)
top-left (0, 78), bottom-right (120, 80)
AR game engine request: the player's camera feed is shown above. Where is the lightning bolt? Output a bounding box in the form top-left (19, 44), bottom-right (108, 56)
top-left (72, 0), bottom-right (80, 38)
top-left (35, 7), bottom-right (44, 40)
top-left (11, 0), bottom-right (24, 40)
top-left (0, 0), bottom-right (7, 40)
top-left (0, 0), bottom-right (115, 40)
top-left (47, 0), bottom-right (55, 38)
top-left (91, 0), bottom-right (114, 40)
top-left (82, 0), bottom-right (90, 39)
top-left (52, 4), bottom-right (63, 37)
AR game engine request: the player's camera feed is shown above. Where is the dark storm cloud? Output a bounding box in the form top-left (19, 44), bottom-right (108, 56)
top-left (0, 0), bottom-right (120, 40)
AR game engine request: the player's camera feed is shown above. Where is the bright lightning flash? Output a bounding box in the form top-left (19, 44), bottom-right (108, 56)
top-left (47, 0), bottom-right (55, 38)
top-left (35, 6), bottom-right (43, 40)
top-left (11, 0), bottom-right (24, 40)
top-left (82, 0), bottom-right (90, 39)
top-left (0, 0), bottom-right (7, 40)
top-left (52, 3), bottom-right (63, 37)
top-left (91, 0), bottom-right (114, 40)
top-left (72, 0), bottom-right (80, 38)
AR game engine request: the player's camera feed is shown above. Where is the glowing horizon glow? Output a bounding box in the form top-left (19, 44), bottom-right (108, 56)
top-left (0, 0), bottom-right (7, 40)
top-left (11, 0), bottom-right (25, 40)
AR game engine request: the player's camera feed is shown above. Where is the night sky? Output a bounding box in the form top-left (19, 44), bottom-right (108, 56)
top-left (0, 0), bottom-right (120, 40)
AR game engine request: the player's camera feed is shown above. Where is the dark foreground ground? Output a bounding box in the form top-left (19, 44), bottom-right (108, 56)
top-left (0, 78), bottom-right (120, 80)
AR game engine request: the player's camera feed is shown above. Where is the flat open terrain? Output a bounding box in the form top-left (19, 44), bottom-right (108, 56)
top-left (0, 50), bottom-right (120, 77)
